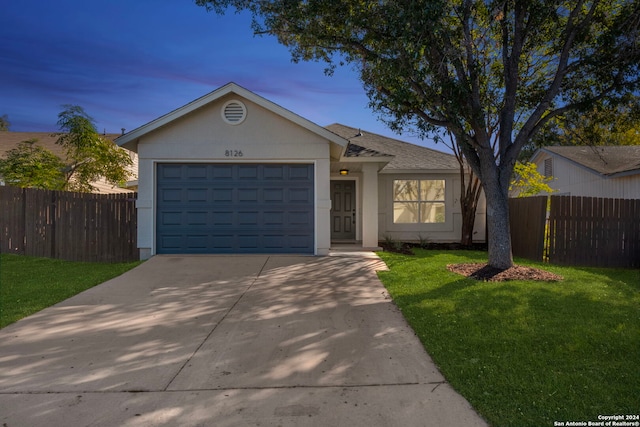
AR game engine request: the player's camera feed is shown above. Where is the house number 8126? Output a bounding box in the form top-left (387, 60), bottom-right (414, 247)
top-left (225, 150), bottom-right (243, 157)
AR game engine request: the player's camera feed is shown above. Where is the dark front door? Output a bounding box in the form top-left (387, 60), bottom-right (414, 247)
top-left (330, 180), bottom-right (356, 240)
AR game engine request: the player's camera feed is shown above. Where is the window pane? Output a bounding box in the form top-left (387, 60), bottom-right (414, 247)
top-left (394, 202), bottom-right (420, 223)
top-left (420, 202), bottom-right (446, 223)
top-left (420, 180), bottom-right (445, 201)
top-left (393, 180), bottom-right (419, 201)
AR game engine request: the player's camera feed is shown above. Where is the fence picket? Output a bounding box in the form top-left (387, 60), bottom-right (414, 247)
top-left (0, 186), bottom-right (137, 262)
top-left (511, 195), bottom-right (640, 268)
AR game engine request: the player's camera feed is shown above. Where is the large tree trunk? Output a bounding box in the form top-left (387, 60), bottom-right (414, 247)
top-left (482, 177), bottom-right (514, 270)
top-left (459, 172), bottom-right (482, 247)
top-left (457, 137), bottom-right (515, 269)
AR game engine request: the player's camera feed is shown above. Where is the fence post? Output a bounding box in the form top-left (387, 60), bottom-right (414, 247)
top-left (50, 190), bottom-right (57, 259)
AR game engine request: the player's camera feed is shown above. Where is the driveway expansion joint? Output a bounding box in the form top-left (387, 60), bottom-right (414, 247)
top-left (162, 256), bottom-right (272, 392)
top-left (0, 381), bottom-right (448, 396)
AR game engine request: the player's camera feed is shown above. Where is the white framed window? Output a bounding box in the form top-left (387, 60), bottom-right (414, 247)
top-left (393, 179), bottom-right (446, 223)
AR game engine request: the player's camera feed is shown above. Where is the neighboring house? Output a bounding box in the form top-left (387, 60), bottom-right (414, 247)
top-left (530, 146), bottom-right (640, 199)
top-left (117, 82), bottom-right (485, 259)
top-left (0, 131), bottom-right (138, 193)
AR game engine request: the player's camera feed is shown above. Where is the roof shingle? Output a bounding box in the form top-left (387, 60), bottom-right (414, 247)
top-left (325, 124), bottom-right (458, 170)
top-left (542, 146), bottom-right (640, 176)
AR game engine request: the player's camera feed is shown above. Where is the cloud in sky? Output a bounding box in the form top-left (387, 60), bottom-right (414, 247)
top-left (1, 0), bottom-right (439, 149)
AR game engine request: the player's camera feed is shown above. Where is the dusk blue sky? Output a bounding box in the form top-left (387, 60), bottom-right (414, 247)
top-left (1, 0), bottom-right (441, 150)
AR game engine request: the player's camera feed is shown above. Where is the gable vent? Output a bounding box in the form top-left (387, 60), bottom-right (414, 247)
top-left (544, 158), bottom-right (553, 177)
top-left (222, 100), bottom-right (247, 125)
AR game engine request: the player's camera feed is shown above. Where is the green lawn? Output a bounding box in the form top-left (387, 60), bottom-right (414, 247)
top-left (0, 253), bottom-right (142, 328)
top-left (377, 249), bottom-right (640, 427)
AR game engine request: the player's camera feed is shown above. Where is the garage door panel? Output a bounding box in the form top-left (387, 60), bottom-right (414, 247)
top-left (160, 188), bottom-right (182, 202)
top-left (264, 211), bottom-right (284, 225)
top-left (186, 235), bottom-right (208, 249)
top-left (186, 188), bottom-right (208, 202)
top-left (289, 188), bottom-right (312, 203)
top-left (186, 211), bottom-right (207, 225)
top-left (157, 164), bottom-right (314, 254)
top-left (264, 189), bottom-right (284, 202)
top-left (289, 211), bottom-right (313, 226)
top-left (237, 211), bottom-right (259, 225)
top-left (211, 234), bottom-right (234, 249)
top-left (238, 165), bottom-right (259, 179)
top-left (159, 164), bottom-right (183, 179)
top-left (238, 188), bottom-right (259, 202)
top-left (264, 165), bottom-right (284, 179)
top-left (160, 211), bottom-right (182, 226)
top-left (186, 165), bottom-right (208, 179)
top-left (213, 189), bottom-right (233, 202)
top-left (212, 211), bottom-right (234, 225)
top-left (288, 164), bottom-right (314, 179)
top-left (289, 234), bottom-right (314, 248)
top-left (238, 235), bottom-right (259, 249)
top-left (212, 165), bottom-right (233, 179)
top-left (159, 235), bottom-right (182, 250)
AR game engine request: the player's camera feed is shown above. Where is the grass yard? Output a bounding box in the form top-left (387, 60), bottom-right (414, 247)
top-left (0, 253), bottom-right (142, 328)
top-left (377, 249), bottom-right (640, 427)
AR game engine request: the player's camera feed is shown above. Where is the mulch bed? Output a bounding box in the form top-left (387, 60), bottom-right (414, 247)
top-left (447, 263), bottom-right (563, 282)
top-left (379, 242), bottom-right (562, 282)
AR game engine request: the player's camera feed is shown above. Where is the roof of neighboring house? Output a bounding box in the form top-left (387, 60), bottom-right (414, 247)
top-left (0, 131), bottom-right (136, 194)
top-left (0, 131), bottom-right (68, 158)
top-left (0, 131), bottom-right (122, 157)
top-left (325, 123), bottom-right (459, 171)
top-left (537, 146), bottom-right (640, 177)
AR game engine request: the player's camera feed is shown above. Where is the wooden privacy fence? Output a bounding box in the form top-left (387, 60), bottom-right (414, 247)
top-left (509, 196), bottom-right (548, 263)
top-left (0, 186), bottom-right (137, 262)
top-left (510, 195), bottom-right (640, 268)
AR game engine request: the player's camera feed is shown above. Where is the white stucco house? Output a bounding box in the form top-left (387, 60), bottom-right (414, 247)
top-left (117, 82), bottom-right (485, 259)
top-left (530, 146), bottom-right (640, 198)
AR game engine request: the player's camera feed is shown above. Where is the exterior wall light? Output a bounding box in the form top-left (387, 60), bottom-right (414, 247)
top-left (339, 169), bottom-right (349, 176)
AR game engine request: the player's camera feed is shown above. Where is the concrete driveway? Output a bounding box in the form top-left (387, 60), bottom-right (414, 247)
top-left (0, 253), bottom-right (487, 427)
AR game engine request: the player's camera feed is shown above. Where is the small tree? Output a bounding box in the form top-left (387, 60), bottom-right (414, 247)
top-left (442, 131), bottom-right (483, 246)
top-left (0, 114), bottom-right (10, 131)
top-left (509, 162), bottom-right (555, 198)
top-left (0, 106), bottom-right (132, 192)
top-left (0, 139), bottom-right (66, 189)
top-left (55, 105), bottom-right (132, 192)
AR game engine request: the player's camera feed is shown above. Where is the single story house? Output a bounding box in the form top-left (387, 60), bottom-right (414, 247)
top-left (530, 146), bottom-right (640, 199)
top-left (0, 131), bottom-right (138, 194)
top-left (117, 82), bottom-right (485, 259)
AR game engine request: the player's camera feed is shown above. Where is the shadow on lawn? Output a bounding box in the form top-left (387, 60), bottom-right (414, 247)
top-left (388, 272), bottom-right (640, 425)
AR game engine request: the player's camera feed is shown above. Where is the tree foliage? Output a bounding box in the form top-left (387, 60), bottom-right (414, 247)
top-left (0, 139), bottom-right (66, 189)
top-left (55, 105), bottom-right (133, 192)
top-left (509, 161), bottom-right (555, 197)
top-left (196, 0), bottom-right (640, 268)
top-left (521, 101), bottom-right (640, 160)
top-left (0, 106), bottom-right (132, 192)
top-left (0, 114), bottom-right (10, 131)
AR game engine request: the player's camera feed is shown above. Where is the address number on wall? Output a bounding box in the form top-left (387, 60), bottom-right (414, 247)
top-left (225, 150), bottom-right (244, 157)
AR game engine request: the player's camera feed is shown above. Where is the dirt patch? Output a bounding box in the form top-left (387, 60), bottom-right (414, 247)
top-left (447, 263), bottom-right (563, 282)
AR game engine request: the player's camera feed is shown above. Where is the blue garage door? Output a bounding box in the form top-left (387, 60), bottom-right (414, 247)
top-left (156, 163), bottom-right (315, 254)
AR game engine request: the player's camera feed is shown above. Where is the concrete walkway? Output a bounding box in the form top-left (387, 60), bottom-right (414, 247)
top-left (0, 254), bottom-right (487, 427)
